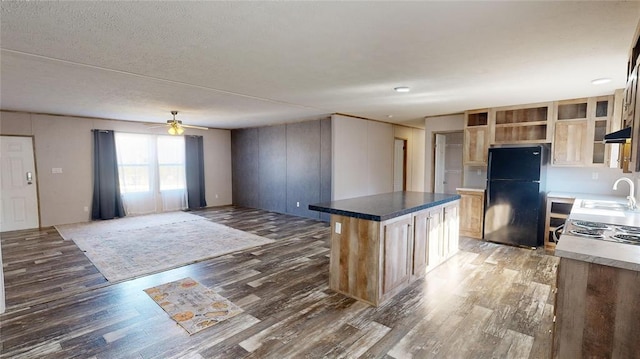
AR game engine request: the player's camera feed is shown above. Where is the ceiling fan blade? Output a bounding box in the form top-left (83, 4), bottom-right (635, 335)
top-left (145, 123), bottom-right (168, 129)
top-left (181, 124), bottom-right (209, 130)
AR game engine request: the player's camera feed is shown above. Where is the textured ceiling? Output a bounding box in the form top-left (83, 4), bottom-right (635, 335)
top-left (1, 1), bottom-right (639, 129)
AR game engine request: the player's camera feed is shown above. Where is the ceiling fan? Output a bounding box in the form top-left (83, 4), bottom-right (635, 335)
top-left (152, 111), bottom-right (209, 135)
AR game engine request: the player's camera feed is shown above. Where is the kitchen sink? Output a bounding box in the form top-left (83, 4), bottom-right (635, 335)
top-left (580, 200), bottom-right (630, 211)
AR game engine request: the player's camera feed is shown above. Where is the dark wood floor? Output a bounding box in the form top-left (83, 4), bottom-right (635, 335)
top-left (1, 206), bottom-right (559, 358)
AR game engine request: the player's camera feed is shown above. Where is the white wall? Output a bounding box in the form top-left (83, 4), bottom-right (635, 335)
top-left (0, 241), bottom-right (4, 314)
top-left (332, 114), bottom-right (394, 200)
top-left (0, 111), bottom-right (233, 226)
top-left (546, 166), bottom-right (631, 195)
top-left (394, 125), bottom-right (426, 192)
top-left (424, 114), bottom-right (465, 192)
top-left (464, 166), bottom-right (488, 188)
top-left (463, 162), bottom-right (631, 193)
top-left (463, 163), bottom-right (631, 193)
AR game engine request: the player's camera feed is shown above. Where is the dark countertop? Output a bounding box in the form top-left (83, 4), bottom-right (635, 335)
top-left (309, 191), bottom-right (461, 222)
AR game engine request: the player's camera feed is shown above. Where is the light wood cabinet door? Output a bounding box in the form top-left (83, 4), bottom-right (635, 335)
top-left (457, 189), bottom-right (484, 239)
top-left (552, 96), bottom-right (613, 168)
top-left (464, 127), bottom-right (489, 165)
top-left (553, 120), bottom-right (588, 166)
top-left (444, 204), bottom-right (459, 257)
top-left (381, 215), bottom-right (412, 295)
top-left (411, 210), bottom-right (429, 279)
top-left (427, 208), bottom-right (444, 271)
top-left (624, 65), bottom-right (637, 125)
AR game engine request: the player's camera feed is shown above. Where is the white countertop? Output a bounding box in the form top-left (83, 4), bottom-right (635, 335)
top-left (555, 194), bottom-right (640, 271)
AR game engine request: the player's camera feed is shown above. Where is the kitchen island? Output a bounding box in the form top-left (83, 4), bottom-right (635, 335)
top-left (553, 195), bottom-right (640, 358)
top-left (310, 191), bottom-right (460, 306)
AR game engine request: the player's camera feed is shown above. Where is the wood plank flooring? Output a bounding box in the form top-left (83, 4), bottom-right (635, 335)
top-left (1, 206), bottom-right (559, 358)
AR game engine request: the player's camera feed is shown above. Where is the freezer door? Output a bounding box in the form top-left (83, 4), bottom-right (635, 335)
top-left (484, 180), bottom-right (542, 247)
top-left (487, 146), bottom-right (542, 181)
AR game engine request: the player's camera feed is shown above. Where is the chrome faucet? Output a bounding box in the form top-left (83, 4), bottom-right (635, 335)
top-left (613, 177), bottom-right (636, 210)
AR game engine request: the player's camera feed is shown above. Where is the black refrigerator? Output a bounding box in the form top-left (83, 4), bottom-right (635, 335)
top-left (484, 145), bottom-right (548, 248)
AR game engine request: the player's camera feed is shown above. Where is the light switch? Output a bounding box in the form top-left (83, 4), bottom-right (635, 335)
top-left (52, 168), bottom-right (63, 174)
top-left (335, 222), bottom-right (342, 234)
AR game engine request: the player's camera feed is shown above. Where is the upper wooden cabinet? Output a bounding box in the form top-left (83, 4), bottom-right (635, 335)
top-left (463, 110), bottom-right (490, 166)
top-left (491, 103), bottom-right (553, 144)
top-left (462, 96), bottom-right (618, 169)
top-left (624, 65), bottom-right (638, 128)
top-left (552, 96), bottom-right (613, 167)
top-left (626, 62), bottom-right (639, 172)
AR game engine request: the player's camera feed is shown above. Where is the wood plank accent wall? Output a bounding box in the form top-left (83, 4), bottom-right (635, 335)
top-left (231, 118), bottom-right (331, 220)
top-left (553, 258), bottom-right (640, 358)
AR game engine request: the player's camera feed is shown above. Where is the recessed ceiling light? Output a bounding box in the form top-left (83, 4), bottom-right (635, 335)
top-left (387, 115), bottom-right (393, 118)
top-left (394, 86), bottom-right (410, 93)
top-left (591, 78), bottom-right (612, 85)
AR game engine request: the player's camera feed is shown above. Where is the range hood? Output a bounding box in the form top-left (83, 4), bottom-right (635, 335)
top-left (603, 127), bottom-right (632, 144)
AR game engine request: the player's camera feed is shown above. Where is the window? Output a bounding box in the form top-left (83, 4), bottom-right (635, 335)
top-left (115, 133), bottom-right (186, 214)
top-left (115, 133), bottom-right (151, 193)
top-left (157, 136), bottom-right (186, 191)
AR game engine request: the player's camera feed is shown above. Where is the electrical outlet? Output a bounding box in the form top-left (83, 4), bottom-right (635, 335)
top-left (296, 201), bottom-right (300, 207)
top-left (592, 172), bottom-right (599, 180)
top-left (83, 206), bottom-right (89, 212)
top-left (335, 222), bottom-right (342, 234)
top-left (215, 194), bottom-right (219, 199)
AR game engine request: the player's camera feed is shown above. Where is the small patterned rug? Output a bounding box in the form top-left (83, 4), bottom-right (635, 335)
top-left (55, 212), bottom-right (274, 282)
top-left (144, 277), bottom-right (243, 335)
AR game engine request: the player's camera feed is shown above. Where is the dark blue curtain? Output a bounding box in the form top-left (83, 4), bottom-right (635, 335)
top-left (91, 130), bottom-right (125, 220)
top-left (185, 135), bottom-right (207, 209)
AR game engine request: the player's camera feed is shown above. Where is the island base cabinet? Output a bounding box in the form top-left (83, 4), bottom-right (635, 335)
top-left (553, 258), bottom-right (640, 358)
top-left (329, 201), bottom-right (459, 306)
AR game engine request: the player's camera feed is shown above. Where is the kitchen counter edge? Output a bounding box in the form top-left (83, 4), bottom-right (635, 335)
top-left (555, 194), bottom-right (640, 272)
top-left (309, 192), bottom-right (460, 222)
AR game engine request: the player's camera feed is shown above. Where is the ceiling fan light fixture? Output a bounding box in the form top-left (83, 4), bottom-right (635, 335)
top-left (167, 110), bottom-right (185, 135)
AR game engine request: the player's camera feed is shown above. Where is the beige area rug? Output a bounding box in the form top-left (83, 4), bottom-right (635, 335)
top-left (144, 277), bottom-right (243, 335)
top-left (55, 212), bottom-right (274, 282)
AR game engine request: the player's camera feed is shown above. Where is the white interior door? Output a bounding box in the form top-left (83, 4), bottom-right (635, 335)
top-left (443, 132), bottom-right (463, 193)
top-left (1, 136), bottom-right (39, 232)
top-left (434, 134), bottom-right (446, 193)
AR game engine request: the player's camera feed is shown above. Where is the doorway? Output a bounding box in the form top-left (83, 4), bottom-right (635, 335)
top-left (1, 135), bottom-right (40, 232)
top-left (393, 138), bottom-right (407, 191)
top-left (433, 131), bottom-right (463, 193)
